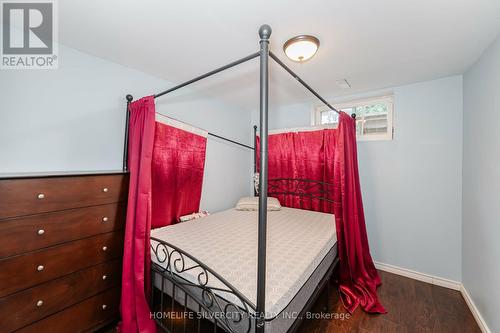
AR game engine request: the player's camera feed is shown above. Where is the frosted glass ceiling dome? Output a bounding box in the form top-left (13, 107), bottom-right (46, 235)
top-left (283, 35), bottom-right (320, 62)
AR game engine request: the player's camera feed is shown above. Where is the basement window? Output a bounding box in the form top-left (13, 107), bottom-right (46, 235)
top-left (312, 95), bottom-right (394, 141)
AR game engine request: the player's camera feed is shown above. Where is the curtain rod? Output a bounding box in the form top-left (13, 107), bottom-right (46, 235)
top-left (156, 112), bottom-right (254, 150)
top-left (124, 32), bottom-right (344, 171)
top-left (154, 52), bottom-right (260, 99)
top-left (268, 51), bottom-right (340, 115)
top-left (152, 50), bottom-right (341, 117)
top-left (151, 49), bottom-right (340, 116)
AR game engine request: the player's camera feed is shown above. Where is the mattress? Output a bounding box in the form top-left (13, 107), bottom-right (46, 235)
top-left (150, 207), bottom-right (337, 331)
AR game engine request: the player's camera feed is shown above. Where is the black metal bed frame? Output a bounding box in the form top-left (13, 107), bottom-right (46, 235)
top-left (150, 238), bottom-right (256, 333)
top-left (125, 25), bottom-right (345, 333)
top-left (149, 242), bottom-right (338, 333)
top-left (267, 178), bottom-right (337, 214)
top-left (149, 177), bottom-right (338, 333)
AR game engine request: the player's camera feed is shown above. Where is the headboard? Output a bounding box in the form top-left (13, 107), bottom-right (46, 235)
top-left (267, 178), bottom-right (337, 213)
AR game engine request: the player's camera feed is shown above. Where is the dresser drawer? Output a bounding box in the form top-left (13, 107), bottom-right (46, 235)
top-left (0, 259), bottom-right (121, 332)
top-left (0, 203), bottom-right (126, 258)
top-left (0, 174), bottom-right (128, 219)
top-left (0, 231), bottom-right (123, 297)
top-left (15, 287), bottom-right (120, 333)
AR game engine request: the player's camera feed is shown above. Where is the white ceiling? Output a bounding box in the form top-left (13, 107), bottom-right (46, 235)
top-left (59, 0), bottom-right (500, 111)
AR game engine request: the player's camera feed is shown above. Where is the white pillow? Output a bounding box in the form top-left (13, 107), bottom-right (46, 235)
top-left (235, 196), bottom-right (281, 211)
top-left (179, 211), bottom-right (210, 222)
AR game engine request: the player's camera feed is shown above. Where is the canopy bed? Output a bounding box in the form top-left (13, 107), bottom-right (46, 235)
top-left (120, 25), bottom-right (385, 333)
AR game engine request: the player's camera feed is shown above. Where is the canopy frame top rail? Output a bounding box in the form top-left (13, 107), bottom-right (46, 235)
top-left (123, 25), bottom-right (344, 333)
top-left (123, 26), bottom-right (345, 171)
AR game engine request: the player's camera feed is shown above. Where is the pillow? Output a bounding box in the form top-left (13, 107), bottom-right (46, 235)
top-left (179, 211), bottom-right (210, 222)
top-left (235, 196), bottom-right (281, 211)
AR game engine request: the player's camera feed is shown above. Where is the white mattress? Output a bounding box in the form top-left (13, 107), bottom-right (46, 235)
top-left (150, 207), bottom-right (336, 319)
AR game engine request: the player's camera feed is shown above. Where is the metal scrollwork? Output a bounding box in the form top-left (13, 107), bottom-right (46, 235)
top-left (149, 178), bottom-right (338, 333)
top-left (267, 178), bottom-right (338, 212)
top-left (150, 238), bottom-right (255, 333)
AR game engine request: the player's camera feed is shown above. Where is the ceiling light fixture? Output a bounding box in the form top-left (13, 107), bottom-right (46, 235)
top-left (283, 35), bottom-right (320, 62)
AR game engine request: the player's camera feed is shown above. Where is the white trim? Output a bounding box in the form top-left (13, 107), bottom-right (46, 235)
top-left (374, 261), bottom-right (491, 333)
top-left (374, 261), bottom-right (461, 290)
top-left (312, 94), bottom-right (394, 141)
top-left (460, 285), bottom-right (491, 333)
top-left (155, 114), bottom-right (208, 138)
top-left (267, 124), bottom-right (337, 135)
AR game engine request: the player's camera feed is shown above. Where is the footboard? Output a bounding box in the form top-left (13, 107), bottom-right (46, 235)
top-left (150, 237), bottom-right (257, 333)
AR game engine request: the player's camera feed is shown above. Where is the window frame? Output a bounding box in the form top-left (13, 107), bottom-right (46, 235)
top-left (312, 94), bottom-right (394, 141)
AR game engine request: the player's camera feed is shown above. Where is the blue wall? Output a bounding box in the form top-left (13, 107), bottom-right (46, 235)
top-left (260, 76), bottom-right (464, 282)
top-left (463, 35), bottom-right (500, 332)
top-left (0, 44), bottom-right (253, 213)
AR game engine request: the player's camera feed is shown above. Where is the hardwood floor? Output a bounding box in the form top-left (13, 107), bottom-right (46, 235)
top-left (101, 270), bottom-right (480, 333)
top-left (297, 270), bottom-right (480, 333)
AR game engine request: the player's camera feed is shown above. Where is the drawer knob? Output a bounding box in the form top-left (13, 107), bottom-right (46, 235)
top-left (102, 187), bottom-right (109, 193)
top-left (36, 300), bottom-right (43, 307)
top-left (37, 229), bottom-right (45, 235)
top-left (37, 193), bottom-right (45, 199)
top-left (102, 246), bottom-right (108, 252)
top-left (102, 217), bottom-right (109, 222)
top-left (102, 304), bottom-right (107, 310)
top-left (37, 265), bottom-right (44, 271)
top-left (102, 274), bottom-right (107, 280)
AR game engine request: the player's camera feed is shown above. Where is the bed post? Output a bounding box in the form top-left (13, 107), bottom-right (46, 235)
top-left (256, 24), bottom-right (271, 333)
top-left (253, 125), bottom-right (258, 173)
top-left (253, 125), bottom-right (258, 196)
top-left (123, 94), bottom-right (133, 171)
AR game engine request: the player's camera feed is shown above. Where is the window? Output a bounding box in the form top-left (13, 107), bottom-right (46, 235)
top-left (312, 95), bottom-right (394, 141)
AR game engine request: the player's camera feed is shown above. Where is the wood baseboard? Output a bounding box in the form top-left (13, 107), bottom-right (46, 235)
top-left (374, 261), bottom-right (491, 333)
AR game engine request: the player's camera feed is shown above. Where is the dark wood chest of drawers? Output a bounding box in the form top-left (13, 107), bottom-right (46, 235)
top-left (0, 172), bottom-right (128, 333)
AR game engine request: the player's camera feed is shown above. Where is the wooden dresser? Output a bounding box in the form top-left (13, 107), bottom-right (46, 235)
top-left (0, 172), bottom-right (128, 333)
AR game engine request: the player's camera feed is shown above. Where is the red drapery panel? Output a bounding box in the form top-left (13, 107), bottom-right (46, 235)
top-left (258, 129), bottom-right (338, 212)
top-left (257, 112), bottom-right (385, 314)
top-left (119, 96), bottom-right (157, 333)
top-left (334, 113), bottom-right (385, 313)
top-left (151, 122), bottom-right (207, 228)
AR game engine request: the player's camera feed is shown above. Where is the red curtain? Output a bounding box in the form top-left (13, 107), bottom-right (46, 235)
top-left (119, 96), bottom-right (157, 333)
top-left (151, 122), bottom-right (207, 228)
top-left (258, 112), bottom-right (385, 314)
top-left (258, 129), bottom-right (338, 212)
top-left (334, 113), bottom-right (385, 313)
top-left (120, 102), bottom-right (208, 332)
